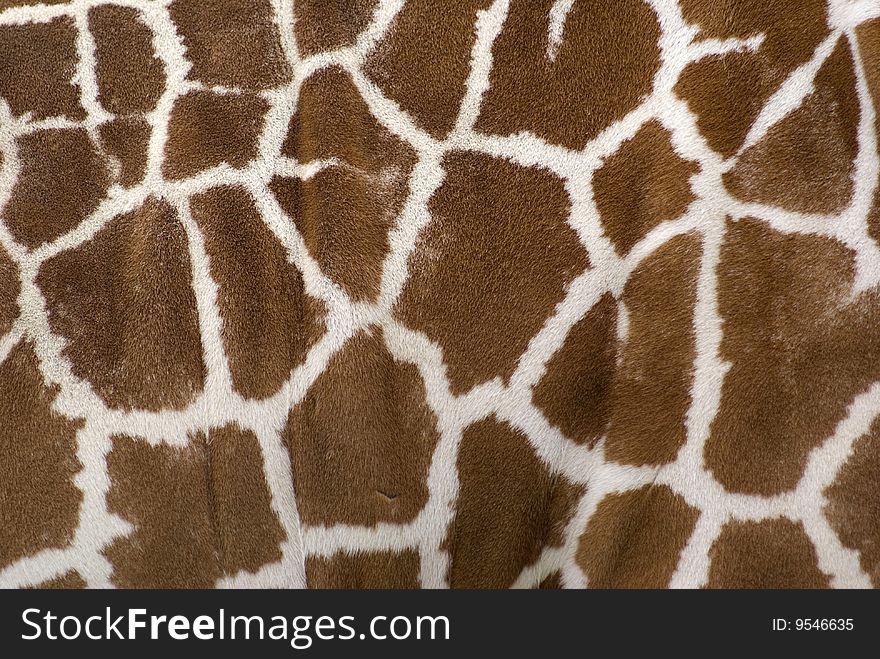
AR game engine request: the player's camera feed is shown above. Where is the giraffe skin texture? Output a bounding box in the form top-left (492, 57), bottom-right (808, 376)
top-left (1, 0), bottom-right (879, 590)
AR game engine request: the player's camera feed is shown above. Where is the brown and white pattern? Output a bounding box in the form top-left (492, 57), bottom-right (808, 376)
top-left (1, 0), bottom-right (879, 588)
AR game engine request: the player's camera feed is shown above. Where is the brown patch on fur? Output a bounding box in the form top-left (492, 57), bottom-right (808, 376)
top-left (281, 66), bottom-right (414, 168)
top-left (0, 342), bottom-right (83, 569)
top-left (90, 6), bottom-right (165, 114)
top-left (533, 294), bottom-right (618, 447)
top-left (869, 189), bottom-right (880, 246)
top-left (38, 198), bottom-right (204, 411)
top-left (192, 186), bottom-right (326, 399)
top-left (606, 234), bottom-right (700, 466)
top-left (706, 219), bottom-right (880, 495)
top-left (284, 330), bottom-right (439, 527)
top-left (858, 20), bottom-right (880, 243)
top-left (857, 19), bottom-right (880, 108)
top-left (398, 152), bottom-right (587, 394)
top-left (707, 519), bottom-right (830, 588)
top-left (595, 121), bottom-right (699, 255)
top-left (824, 418), bottom-right (880, 586)
top-left (271, 67), bottom-right (416, 300)
top-left (106, 425), bottom-right (284, 587)
top-left (538, 571), bottom-right (562, 589)
top-left (202, 424), bottom-right (286, 574)
top-left (675, 0), bottom-right (828, 157)
top-left (0, 18), bottom-right (84, 120)
top-left (98, 118), bottom-right (151, 188)
top-left (295, 0), bottom-right (377, 56)
top-left (364, 0), bottom-right (491, 138)
top-left (4, 129), bottom-right (109, 249)
top-left (163, 90), bottom-right (268, 180)
top-left (446, 417), bottom-right (579, 588)
top-left (106, 434), bottom-right (221, 588)
top-left (31, 571), bottom-right (87, 589)
top-left (306, 549), bottom-right (420, 588)
top-left (475, 0), bottom-right (660, 149)
top-left (723, 38), bottom-right (859, 214)
top-left (575, 485), bottom-right (698, 588)
top-left (169, 0), bottom-right (290, 90)
top-left (539, 238), bottom-right (700, 469)
top-left (0, 245), bottom-right (18, 336)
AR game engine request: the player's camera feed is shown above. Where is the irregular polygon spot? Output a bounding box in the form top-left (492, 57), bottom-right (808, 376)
top-left (533, 293), bottom-right (618, 447)
top-left (283, 329), bottom-right (439, 527)
top-left (37, 198), bottom-right (204, 411)
top-left (675, 53), bottom-right (772, 158)
top-left (595, 120), bottom-right (699, 256)
top-left (163, 90), bottom-right (268, 180)
top-left (723, 37), bottom-right (859, 214)
top-left (675, 0), bottom-right (829, 157)
top-left (706, 518), bottom-right (830, 588)
top-left (824, 418), bottom-right (880, 586)
top-left (4, 128), bottom-right (109, 248)
top-left (706, 218), bottom-right (880, 495)
top-left (294, 0), bottom-right (377, 56)
top-left (89, 5), bottom-right (165, 114)
top-left (364, 0), bottom-right (492, 138)
top-left (445, 417), bottom-right (581, 588)
top-left (605, 233), bottom-right (701, 466)
top-left (0, 341), bottom-right (83, 569)
top-left (105, 424), bottom-right (285, 587)
top-left (397, 151), bottom-right (587, 395)
top-left (306, 549), bottom-right (421, 588)
top-left (0, 18), bottom-right (84, 120)
top-left (191, 185), bottom-right (326, 399)
top-left (474, 0), bottom-right (660, 149)
top-left (575, 485), bottom-right (698, 588)
top-left (169, 0), bottom-right (291, 90)
top-left (202, 424), bottom-right (286, 575)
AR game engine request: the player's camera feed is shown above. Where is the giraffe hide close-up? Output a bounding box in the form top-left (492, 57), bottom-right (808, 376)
top-left (1, 0), bottom-right (880, 590)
